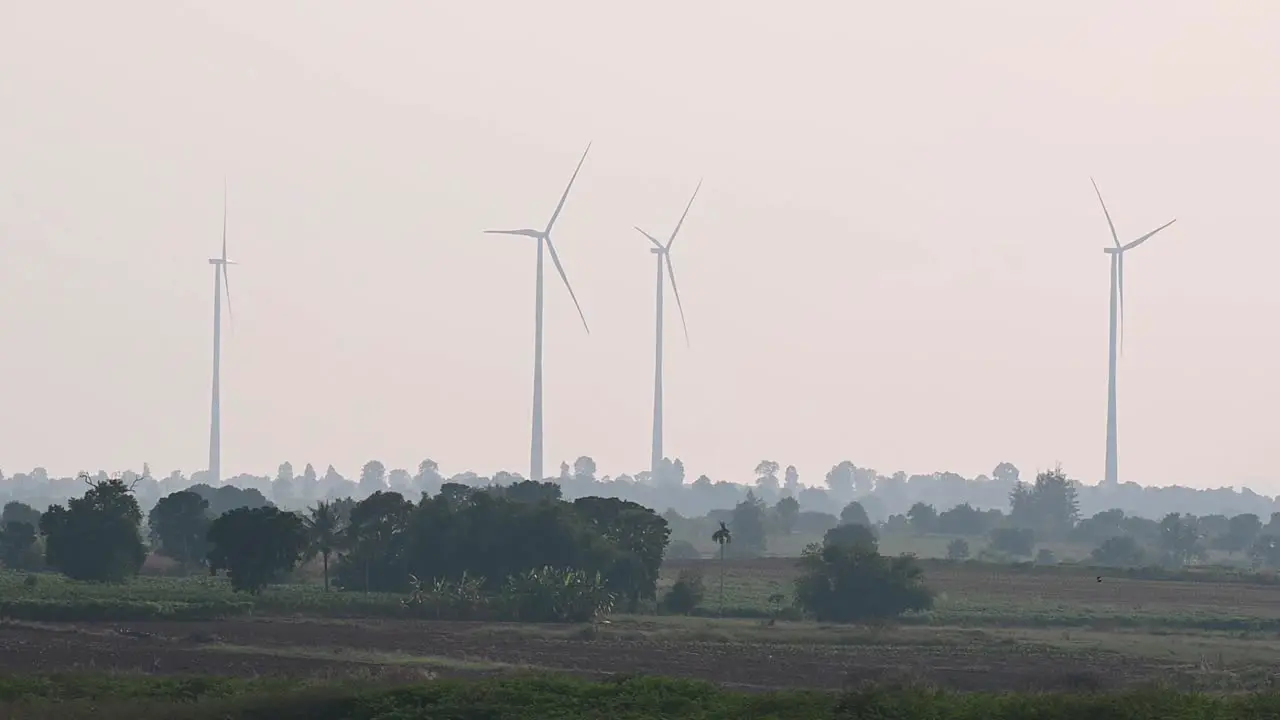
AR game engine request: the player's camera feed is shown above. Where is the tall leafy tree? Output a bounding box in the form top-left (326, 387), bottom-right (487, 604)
top-left (730, 490), bottom-right (768, 557)
top-left (774, 496), bottom-right (800, 535)
top-left (359, 460), bottom-right (387, 496)
top-left (304, 500), bottom-right (345, 591)
top-left (40, 476), bottom-right (146, 582)
top-left (337, 491), bottom-right (415, 592)
top-left (207, 506), bottom-right (308, 593)
top-left (753, 461), bottom-right (780, 494)
top-left (148, 490), bottom-right (212, 570)
top-left (0, 521), bottom-right (40, 570)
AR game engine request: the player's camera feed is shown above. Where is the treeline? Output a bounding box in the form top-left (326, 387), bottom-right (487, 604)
top-left (0, 476), bottom-right (673, 621)
top-left (659, 467), bottom-right (1280, 570)
top-left (3, 455), bottom-right (1276, 526)
top-left (2, 474), bottom-right (942, 624)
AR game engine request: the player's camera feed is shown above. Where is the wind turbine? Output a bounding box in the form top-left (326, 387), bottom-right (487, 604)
top-left (634, 180), bottom-right (700, 479)
top-left (208, 185), bottom-right (236, 485)
top-left (484, 144), bottom-right (592, 483)
top-left (1091, 178), bottom-right (1175, 487)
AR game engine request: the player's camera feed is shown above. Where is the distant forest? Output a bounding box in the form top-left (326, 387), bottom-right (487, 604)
top-left (1, 458), bottom-right (1272, 522)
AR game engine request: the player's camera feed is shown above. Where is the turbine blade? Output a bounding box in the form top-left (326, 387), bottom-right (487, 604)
top-left (1091, 177), bottom-right (1121, 248)
top-left (1120, 218), bottom-right (1176, 251)
top-left (484, 229), bottom-right (539, 237)
top-left (544, 235), bottom-right (589, 333)
top-left (634, 226), bottom-right (663, 249)
top-left (666, 179), bottom-right (702, 250)
top-left (542, 142), bottom-right (591, 236)
top-left (1117, 252), bottom-right (1124, 356)
top-left (222, 179), bottom-right (228, 261)
top-left (665, 256), bottom-right (690, 347)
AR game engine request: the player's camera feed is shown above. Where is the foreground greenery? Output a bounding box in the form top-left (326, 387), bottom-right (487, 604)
top-left (4, 673), bottom-right (1280, 719)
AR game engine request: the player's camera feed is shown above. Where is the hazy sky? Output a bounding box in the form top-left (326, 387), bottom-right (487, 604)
top-left (2, 2), bottom-right (1278, 491)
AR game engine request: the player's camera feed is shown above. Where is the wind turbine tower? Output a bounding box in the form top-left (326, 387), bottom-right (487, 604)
top-left (208, 187), bottom-right (236, 485)
top-left (484, 144), bottom-right (592, 483)
top-left (634, 181), bottom-right (700, 479)
top-left (1091, 178), bottom-right (1175, 487)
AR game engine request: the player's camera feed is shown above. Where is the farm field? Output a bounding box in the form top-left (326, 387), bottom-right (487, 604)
top-left (4, 557), bottom-right (1280, 697)
top-left (0, 616), bottom-right (1223, 692)
top-left (661, 557), bottom-right (1280, 630)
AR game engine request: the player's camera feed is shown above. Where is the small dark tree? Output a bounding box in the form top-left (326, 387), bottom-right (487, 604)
top-left (823, 523), bottom-right (879, 551)
top-left (906, 502), bottom-right (937, 534)
top-left (793, 542), bottom-right (933, 622)
top-left (148, 490), bottom-right (211, 569)
top-left (207, 507), bottom-right (308, 593)
top-left (40, 475), bottom-right (146, 582)
top-left (774, 496), bottom-right (800, 535)
top-left (660, 569), bottom-right (706, 615)
top-left (988, 527), bottom-right (1035, 557)
top-left (0, 521), bottom-right (40, 570)
top-left (729, 490), bottom-right (767, 557)
top-left (839, 501), bottom-right (872, 528)
top-left (1091, 535), bottom-right (1145, 567)
top-left (946, 537), bottom-right (970, 560)
top-left (1, 501), bottom-right (41, 528)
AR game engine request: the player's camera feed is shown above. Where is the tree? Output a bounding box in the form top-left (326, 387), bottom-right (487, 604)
top-left (572, 456), bottom-right (598, 484)
top-left (754, 460), bottom-right (780, 494)
top-left (148, 490), bottom-right (212, 570)
top-left (730, 490), bottom-right (768, 557)
top-left (0, 521), bottom-right (40, 570)
top-left (359, 460), bottom-right (387, 496)
top-left (988, 527), bottom-right (1035, 557)
top-left (1250, 535), bottom-right (1280, 569)
top-left (935, 503), bottom-right (989, 535)
top-left (906, 502), bottom-right (937, 534)
top-left (823, 523), bottom-right (878, 551)
top-left (1091, 535), bottom-right (1145, 566)
top-left (40, 476), bottom-right (146, 582)
top-left (1159, 513), bottom-right (1203, 567)
top-left (824, 461), bottom-right (855, 496)
top-left (1, 501), bottom-right (41, 528)
top-left (793, 542), bottom-right (933, 622)
top-left (774, 496), bottom-right (800, 535)
top-left (304, 500), bottom-right (345, 591)
top-left (783, 465), bottom-right (800, 496)
top-left (839, 501), bottom-right (872, 528)
top-left (946, 538), bottom-right (970, 560)
top-left (711, 521), bottom-right (732, 615)
top-left (992, 461), bottom-right (1020, 485)
top-left (337, 491), bottom-right (416, 592)
top-left (572, 497), bottom-right (670, 611)
top-left (273, 462), bottom-right (297, 506)
top-left (207, 506), bottom-right (308, 593)
top-left (1220, 513), bottom-right (1262, 556)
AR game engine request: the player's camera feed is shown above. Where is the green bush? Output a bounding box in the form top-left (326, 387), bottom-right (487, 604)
top-left (660, 569), bottom-right (706, 615)
top-left (793, 542), bottom-right (933, 622)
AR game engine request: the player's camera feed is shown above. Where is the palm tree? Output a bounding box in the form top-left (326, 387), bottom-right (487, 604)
top-left (304, 501), bottom-right (343, 591)
top-left (711, 521), bottom-right (732, 616)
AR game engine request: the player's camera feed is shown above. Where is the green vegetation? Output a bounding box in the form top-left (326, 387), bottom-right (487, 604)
top-left (2, 673), bottom-right (1280, 720)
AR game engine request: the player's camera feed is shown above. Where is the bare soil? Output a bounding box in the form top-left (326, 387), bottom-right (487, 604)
top-left (0, 618), bottom-right (1176, 691)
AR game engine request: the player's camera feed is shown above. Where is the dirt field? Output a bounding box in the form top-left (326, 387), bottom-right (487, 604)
top-left (0, 617), bottom-right (1192, 692)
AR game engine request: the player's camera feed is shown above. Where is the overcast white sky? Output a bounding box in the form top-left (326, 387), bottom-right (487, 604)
top-left (1, 1), bottom-right (1277, 490)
